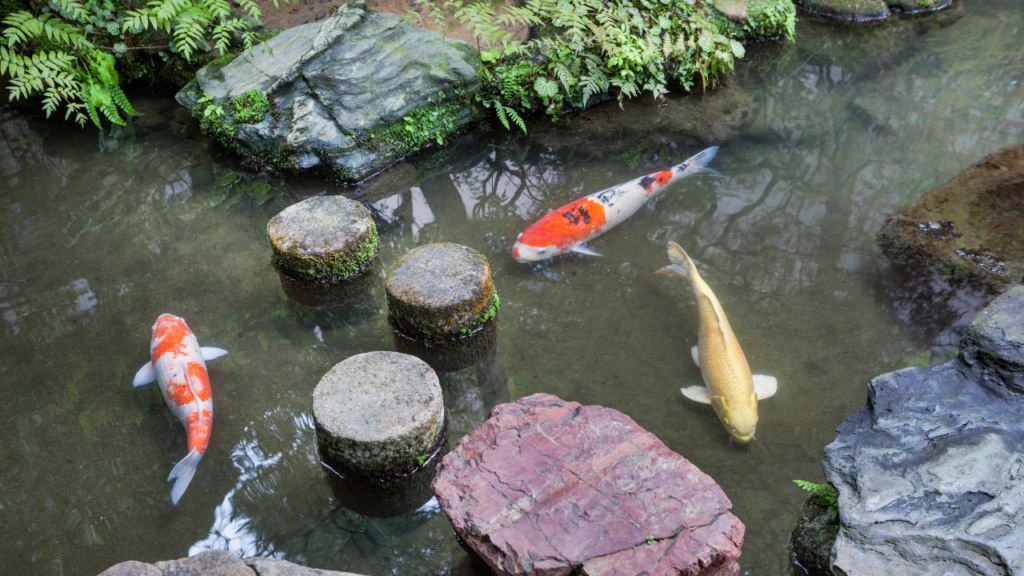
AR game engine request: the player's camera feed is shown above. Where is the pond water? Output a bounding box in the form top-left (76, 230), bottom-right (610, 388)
top-left (2, 2), bottom-right (1023, 574)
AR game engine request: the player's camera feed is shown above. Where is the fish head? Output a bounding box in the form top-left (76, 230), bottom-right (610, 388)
top-left (711, 393), bottom-right (758, 444)
top-left (512, 239), bottom-right (560, 263)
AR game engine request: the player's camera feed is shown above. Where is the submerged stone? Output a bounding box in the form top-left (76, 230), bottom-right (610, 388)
top-left (394, 318), bottom-right (497, 374)
top-left (385, 243), bottom-right (498, 340)
top-left (877, 142), bottom-right (1024, 292)
top-left (175, 0), bottom-right (480, 182)
top-left (276, 257), bottom-right (381, 308)
top-left (823, 287), bottom-right (1024, 575)
top-left (268, 195), bottom-right (378, 282)
top-left (313, 351), bottom-right (445, 474)
top-left (432, 393), bottom-right (745, 576)
top-left (322, 440), bottom-right (443, 518)
top-left (794, 0), bottom-right (952, 21)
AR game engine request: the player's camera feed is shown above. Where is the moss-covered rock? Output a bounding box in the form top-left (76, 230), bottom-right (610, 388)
top-left (790, 495), bottom-right (838, 575)
top-left (385, 243), bottom-right (499, 341)
top-left (794, 0), bottom-right (952, 21)
top-left (877, 142), bottom-right (1024, 293)
top-left (175, 0), bottom-right (481, 183)
top-left (268, 196), bottom-right (379, 282)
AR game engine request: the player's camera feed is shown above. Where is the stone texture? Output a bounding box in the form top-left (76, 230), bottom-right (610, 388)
top-left (386, 243), bottom-right (498, 340)
top-left (176, 0), bottom-right (480, 182)
top-left (789, 495), bottom-right (838, 576)
top-left (878, 143), bottom-right (1024, 292)
top-left (313, 351), bottom-right (444, 474)
top-left (432, 393), bottom-right (744, 576)
top-left (245, 557), bottom-right (365, 576)
top-left (268, 196), bottom-right (378, 282)
top-left (97, 561), bottom-right (162, 576)
top-left (794, 0), bottom-right (951, 21)
top-left (96, 553), bottom-right (369, 576)
top-left (393, 316), bottom-right (497, 373)
top-left (823, 286), bottom-right (1024, 576)
top-left (155, 550), bottom-right (253, 576)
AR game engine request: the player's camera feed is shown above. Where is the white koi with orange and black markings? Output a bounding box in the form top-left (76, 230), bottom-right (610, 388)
top-left (512, 146), bottom-right (721, 263)
top-left (655, 241), bottom-right (777, 443)
top-left (132, 314), bottom-right (227, 504)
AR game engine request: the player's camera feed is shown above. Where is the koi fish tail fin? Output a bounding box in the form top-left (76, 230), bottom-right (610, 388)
top-left (653, 241), bottom-right (696, 280)
top-left (680, 146), bottom-right (720, 177)
top-left (168, 448), bottom-right (203, 505)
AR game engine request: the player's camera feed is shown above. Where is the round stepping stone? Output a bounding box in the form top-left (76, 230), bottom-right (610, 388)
top-left (268, 196), bottom-right (378, 282)
top-left (313, 351), bottom-right (444, 474)
top-left (386, 243), bottom-right (499, 340)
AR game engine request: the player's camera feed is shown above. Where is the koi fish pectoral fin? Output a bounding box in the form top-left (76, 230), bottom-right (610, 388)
top-left (753, 374), bottom-right (778, 400)
top-left (200, 347), bottom-right (228, 361)
top-left (680, 385), bottom-right (712, 404)
top-left (132, 362), bottom-right (155, 387)
top-left (571, 244), bottom-right (602, 257)
top-left (691, 345), bottom-right (700, 367)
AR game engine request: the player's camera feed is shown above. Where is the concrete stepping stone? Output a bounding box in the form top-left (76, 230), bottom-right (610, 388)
top-left (313, 351), bottom-right (444, 474)
top-left (269, 196), bottom-right (378, 282)
top-left (385, 243), bottom-right (498, 340)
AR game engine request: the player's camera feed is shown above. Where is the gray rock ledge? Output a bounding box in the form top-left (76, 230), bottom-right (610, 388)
top-left (823, 286), bottom-right (1024, 576)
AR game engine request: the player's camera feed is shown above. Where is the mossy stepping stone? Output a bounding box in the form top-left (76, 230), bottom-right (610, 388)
top-left (268, 196), bottom-right (378, 282)
top-left (313, 351), bottom-right (445, 475)
top-left (386, 243), bottom-right (499, 340)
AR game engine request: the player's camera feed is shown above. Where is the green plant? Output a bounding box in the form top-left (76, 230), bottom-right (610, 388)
top-left (795, 479), bottom-right (839, 522)
top-left (646, 535), bottom-right (655, 545)
top-left (230, 89), bottom-right (270, 124)
top-left (413, 0), bottom-right (747, 132)
top-left (1, 0), bottom-right (288, 128)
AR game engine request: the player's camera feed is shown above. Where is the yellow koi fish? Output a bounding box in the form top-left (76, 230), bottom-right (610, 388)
top-left (655, 241), bottom-right (777, 443)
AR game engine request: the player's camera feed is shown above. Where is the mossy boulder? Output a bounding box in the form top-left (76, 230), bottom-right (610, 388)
top-left (268, 196), bottom-right (379, 282)
top-left (175, 0), bottom-right (481, 182)
top-left (790, 495), bottom-right (839, 575)
top-left (385, 243), bottom-right (499, 340)
top-left (794, 0), bottom-right (952, 21)
top-left (877, 142), bottom-right (1024, 292)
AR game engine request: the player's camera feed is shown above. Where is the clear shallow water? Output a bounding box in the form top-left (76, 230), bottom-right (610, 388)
top-left (2, 2), bottom-right (1023, 574)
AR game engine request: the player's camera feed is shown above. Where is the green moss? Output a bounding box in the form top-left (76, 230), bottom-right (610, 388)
top-left (270, 220), bottom-right (379, 282)
top-left (360, 94), bottom-right (471, 170)
top-left (230, 90), bottom-right (271, 124)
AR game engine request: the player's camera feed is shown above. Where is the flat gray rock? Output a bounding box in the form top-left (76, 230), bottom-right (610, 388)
top-left (176, 0), bottom-right (480, 182)
top-left (155, 550), bottom-right (253, 576)
top-left (823, 286), bottom-right (1024, 576)
top-left (313, 351), bottom-right (444, 473)
top-left (97, 561), bottom-right (162, 576)
top-left (96, 553), bottom-right (370, 576)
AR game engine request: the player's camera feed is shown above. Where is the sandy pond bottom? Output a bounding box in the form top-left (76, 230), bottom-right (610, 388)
top-left (2, 1), bottom-right (1023, 574)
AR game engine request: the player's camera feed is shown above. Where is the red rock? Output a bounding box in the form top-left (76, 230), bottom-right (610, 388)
top-left (432, 393), bottom-right (744, 576)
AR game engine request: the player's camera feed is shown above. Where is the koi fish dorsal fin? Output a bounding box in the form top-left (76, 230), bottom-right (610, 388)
top-left (696, 291), bottom-right (739, 380)
top-left (133, 362), bottom-right (155, 387)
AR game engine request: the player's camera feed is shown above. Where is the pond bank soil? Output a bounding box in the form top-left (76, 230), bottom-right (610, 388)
top-left (877, 142), bottom-right (1024, 293)
top-left (432, 393), bottom-right (744, 576)
top-left (99, 550), bottom-right (367, 575)
top-left (820, 287), bottom-right (1024, 575)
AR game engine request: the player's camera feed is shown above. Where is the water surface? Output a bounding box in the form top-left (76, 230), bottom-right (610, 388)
top-left (2, 2), bottom-right (1022, 574)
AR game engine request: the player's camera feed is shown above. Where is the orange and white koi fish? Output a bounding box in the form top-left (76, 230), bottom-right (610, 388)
top-left (512, 147), bottom-right (721, 263)
top-left (655, 241), bottom-right (776, 443)
top-left (132, 314), bottom-right (227, 504)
